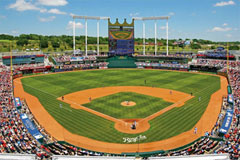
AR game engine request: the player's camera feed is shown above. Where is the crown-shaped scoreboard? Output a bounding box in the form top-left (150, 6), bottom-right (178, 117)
top-left (108, 18), bottom-right (135, 56)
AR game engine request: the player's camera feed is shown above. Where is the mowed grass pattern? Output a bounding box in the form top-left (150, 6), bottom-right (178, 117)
top-left (21, 69), bottom-right (220, 143)
top-left (83, 92), bottom-right (173, 119)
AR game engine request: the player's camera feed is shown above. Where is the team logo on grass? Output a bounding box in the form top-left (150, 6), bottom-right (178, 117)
top-left (123, 135), bottom-right (147, 143)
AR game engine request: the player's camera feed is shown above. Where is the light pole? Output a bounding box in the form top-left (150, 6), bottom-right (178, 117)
top-left (72, 15), bottom-right (109, 56)
top-left (132, 16), bottom-right (170, 56)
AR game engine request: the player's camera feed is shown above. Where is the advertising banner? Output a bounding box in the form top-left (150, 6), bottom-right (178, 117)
top-left (14, 97), bottom-right (22, 109)
top-left (20, 114), bottom-right (44, 143)
top-left (219, 109), bottom-right (233, 135)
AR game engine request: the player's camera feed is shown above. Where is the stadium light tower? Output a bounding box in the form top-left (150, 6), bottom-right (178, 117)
top-left (133, 16), bottom-right (170, 56)
top-left (72, 15), bottom-right (109, 56)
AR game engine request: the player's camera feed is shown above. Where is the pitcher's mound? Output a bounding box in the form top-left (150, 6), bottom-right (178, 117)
top-left (121, 101), bottom-right (136, 107)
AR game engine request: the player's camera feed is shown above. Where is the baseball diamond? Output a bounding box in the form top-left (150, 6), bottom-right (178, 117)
top-left (13, 69), bottom-right (228, 153)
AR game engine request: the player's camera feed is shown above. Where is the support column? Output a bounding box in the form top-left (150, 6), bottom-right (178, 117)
top-left (73, 18), bottom-right (76, 54)
top-left (143, 20), bottom-right (146, 55)
top-left (154, 20), bottom-right (157, 55)
top-left (85, 19), bottom-right (88, 56)
top-left (97, 20), bottom-right (100, 56)
top-left (166, 19), bottom-right (169, 56)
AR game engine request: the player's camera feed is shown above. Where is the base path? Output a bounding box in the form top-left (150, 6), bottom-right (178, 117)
top-left (13, 74), bottom-right (228, 154)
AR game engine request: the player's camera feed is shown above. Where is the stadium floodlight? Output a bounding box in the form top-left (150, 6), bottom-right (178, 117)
top-left (132, 17), bottom-right (143, 20)
top-left (100, 17), bottom-right (110, 20)
top-left (141, 16), bottom-right (169, 20)
top-left (72, 15), bottom-right (110, 56)
top-left (133, 16), bottom-right (169, 21)
top-left (132, 16), bottom-right (170, 56)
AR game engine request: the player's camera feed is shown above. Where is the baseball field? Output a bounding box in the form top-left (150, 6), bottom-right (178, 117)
top-left (14, 69), bottom-right (228, 153)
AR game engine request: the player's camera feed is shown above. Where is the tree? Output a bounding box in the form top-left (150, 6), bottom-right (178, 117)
top-left (211, 46), bottom-right (216, 50)
top-left (40, 39), bottom-right (48, 48)
top-left (190, 43), bottom-right (201, 49)
top-left (51, 40), bottom-right (60, 49)
top-left (229, 45), bottom-right (239, 50)
top-left (66, 39), bottom-right (73, 48)
top-left (16, 39), bottom-right (28, 46)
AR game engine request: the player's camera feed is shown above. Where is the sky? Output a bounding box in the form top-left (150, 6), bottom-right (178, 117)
top-left (0, 0), bottom-right (239, 41)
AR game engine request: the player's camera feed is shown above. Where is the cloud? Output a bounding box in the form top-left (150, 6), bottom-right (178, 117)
top-left (168, 12), bottom-right (175, 16)
top-left (39, 16), bottom-right (56, 22)
top-left (0, 15), bottom-right (6, 19)
top-left (223, 23), bottom-right (228, 26)
top-left (70, 13), bottom-right (75, 17)
top-left (160, 26), bottom-right (166, 30)
top-left (48, 8), bottom-right (66, 15)
top-left (8, 0), bottom-right (40, 11)
top-left (129, 12), bottom-right (139, 17)
top-left (67, 21), bottom-right (84, 30)
top-left (212, 10), bottom-right (217, 14)
top-left (211, 26), bottom-right (232, 32)
top-left (214, 0), bottom-right (235, 7)
top-left (38, 0), bottom-right (68, 6)
top-left (11, 30), bottom-right (19, 35)
top-left (225, 34), bottom-right (232, 38)
top-left (40, 8), bottom-right (47, 13)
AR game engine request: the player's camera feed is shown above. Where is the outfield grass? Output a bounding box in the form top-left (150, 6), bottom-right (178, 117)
top-left (21, 69), bottom-right (220, 143)
top-left (83, 92), bottom-right (173, 119)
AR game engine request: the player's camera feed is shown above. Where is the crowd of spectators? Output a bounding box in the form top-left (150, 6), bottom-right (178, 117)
top-left (44, 142), bottom-right (104, 156)
top-left (0, 65), bottom-right (50, 159)
top-left (135, 53), bottom-right (192, 58)
top-left (12, 63), bottom-right (46, 70)
top-left (213, 68), bottom-right (240, 159)
top-left (136, 62), bottom-right (188, 69)
top-left (57, 62), bottom-right (108, 70)
top-left (191, 59), bottom-right (240, 69)
top-left (54, 55), bottom-right (71, 63)
top-left (54, 55), bottom-right (97, 63)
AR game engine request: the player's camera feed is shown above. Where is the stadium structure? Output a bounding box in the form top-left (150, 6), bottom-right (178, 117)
top-left (0, 16), bottom-right (239, 160)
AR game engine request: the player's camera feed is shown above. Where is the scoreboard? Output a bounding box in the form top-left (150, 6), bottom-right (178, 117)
top-left (108, 18), bottom-right (134, 56)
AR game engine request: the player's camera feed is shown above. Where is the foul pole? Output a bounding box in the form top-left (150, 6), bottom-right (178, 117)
top-left (10, 42), bottom-right (13, 79)
top-left (73, 18), bottom-right (76, 53)
top-left (154, 20), bottom-right (157, 55)
top-left (143, 21), bottom-right (146, 55)
top-left (97, 20), bottom-right (100, 55)
top-left (85, 19), bottom-right (88, 56)
top-left (166, 18), bottom-right (169, 56)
